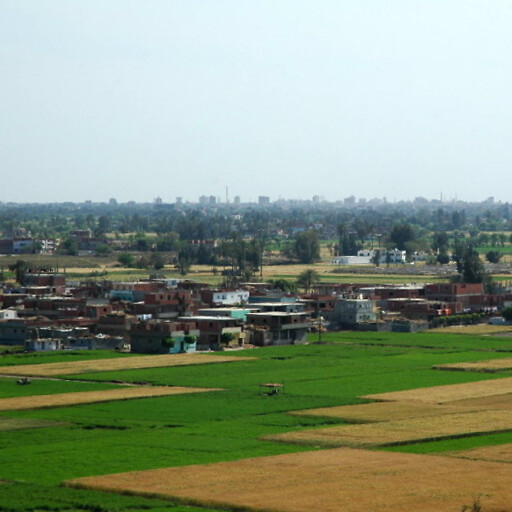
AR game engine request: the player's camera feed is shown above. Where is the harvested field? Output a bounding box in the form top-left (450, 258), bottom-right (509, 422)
top-left (363, 376), bottom-right (512, 403)
top-left (67, 448), bottom-right (512, 512)
top-left (429, 324), bottom-right (512, 334)
top-left (449, 443), bottom-right (512, 464)
top-left (450, 393), bottom-right (512, 410)
top-left (0, 417), bottom-right (65, 431)
top-left (434, 358), bottom-right (512, 372)
top-left (0, 353), bottom-right (254, 377)
top-left (289, 401), bottom-right (461, 422)
top-left (292, 393), bottom-right (512, 422)
top-left (0, 386), bottom-right (219, 411)
top-left (266, 410), bottom-right (512, 447)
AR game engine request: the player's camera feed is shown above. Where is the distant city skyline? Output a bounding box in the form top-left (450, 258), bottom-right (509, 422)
top-left (2, 1), bottom-right (512, 203)
top-left (0, 192), bottom-right (504, 206)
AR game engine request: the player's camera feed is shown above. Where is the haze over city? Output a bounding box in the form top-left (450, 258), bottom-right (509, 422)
top-left (2, 1), bottom-right (512, 203)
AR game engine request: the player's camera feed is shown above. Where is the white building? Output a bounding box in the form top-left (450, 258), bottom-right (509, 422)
top-left (211, 290), bottom-right (250, 306)
top-left (332, 249), bottom-right (406, 265)
top-left (331, 255), bottom-right (372, 265)
top-left (0, 310), bottom-right (18, 320)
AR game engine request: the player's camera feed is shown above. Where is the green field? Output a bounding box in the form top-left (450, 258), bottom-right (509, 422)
top-left (2, 331), bottom-right (512, 511)
top-left (0, 376), bottom-right (120, 398)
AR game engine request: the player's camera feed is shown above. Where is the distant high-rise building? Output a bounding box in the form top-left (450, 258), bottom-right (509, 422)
top-left (154, 197), bottom-right (163, 205)
top-left (209, 195), bottom-right (216, 205)
top-left (234, 196), bottom-right (241, 205)
top-left (199, 195), bottom-right (208, 205)
top-left (258, 196), bottom-right (270, 205)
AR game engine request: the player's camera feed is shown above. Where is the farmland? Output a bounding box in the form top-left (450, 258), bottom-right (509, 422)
top-left (0, 352), bottom-right (256, 377)
top-left (3, 331), bottom-right (512, 511)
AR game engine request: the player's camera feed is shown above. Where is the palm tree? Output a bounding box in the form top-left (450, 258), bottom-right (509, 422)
top-left (296, 269), bottom-right (320, 292)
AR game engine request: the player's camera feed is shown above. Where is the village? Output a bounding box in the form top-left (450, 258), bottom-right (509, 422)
top-left (1, 261), bottom-right (511, 356)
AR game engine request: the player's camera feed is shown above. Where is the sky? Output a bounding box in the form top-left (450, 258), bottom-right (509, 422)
top-left (1, 1), bottom-right (512, 204)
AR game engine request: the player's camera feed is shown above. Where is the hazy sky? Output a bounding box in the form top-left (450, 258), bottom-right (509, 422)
top-left (1, 1), bottom-right (512, 203)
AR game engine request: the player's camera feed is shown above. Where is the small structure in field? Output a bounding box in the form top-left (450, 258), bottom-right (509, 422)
top-left (259, 382), bottom-right (284, 396)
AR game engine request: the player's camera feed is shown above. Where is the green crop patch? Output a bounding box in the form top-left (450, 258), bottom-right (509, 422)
top-left (0, 481), bottom-right (218, 512)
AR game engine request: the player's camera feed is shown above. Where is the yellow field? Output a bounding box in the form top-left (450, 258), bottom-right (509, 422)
top-left (266, 410), bottom-right (512, 447)
top-left (429, 324), bottom-right (512, 334)
top-left (363, 376), bottom-right (512, 403)
top-left (449, 443), bottom-right (512, 464)
top-left (292, 392), bottom-right (512, 425)
top-left (450, 393), bottom-right (512, 410)
top-left (0, 386), bottom-right (218, 411)
top-left (289, 401), bottom-right (459, 422)
top-left (67, 447), bottom-right (512, 512)
top-left (0, 353), bottom-right (255, 377)
top-left (434, 358), bottom-right (512, 372)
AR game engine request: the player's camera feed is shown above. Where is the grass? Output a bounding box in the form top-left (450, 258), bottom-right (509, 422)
top-left (4, 331), bottom-right (512, 510)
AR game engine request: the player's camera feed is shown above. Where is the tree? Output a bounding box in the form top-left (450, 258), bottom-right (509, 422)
top-left (337, 223), bottom-right (359, 256)
top-left (118, 253), bottom-right (135, 267)
top-left (130, 233), bottom-right (150, 252)
top-left (150, 252), bottom-right (165, 270)
top-left (94, 243), bottom-right (112, 256)
top-left (432, 231), bottom-right (449, 253)
top-left (485, 250), bottom-right (502, 264)
top-left (60, 237), bottom-right (78, 256)
top-left (371, 249), bottom-right (381, 267)
top-left (502, 306), bottom-right (512, 322)
top-left (176, 250), bottom-right (191, 276)
top-left (135, 255), bottom-right (151, 269)
top-left (155, 232), bottom-right (180, 252)
top-left (477, 233), bottom-right (489, 246)
top-left (268, 278), bottom-right (297, 293)
top-left (436, 252), bottom-right (451, 264)
top-left (95, 215), bottom-right (111, 236)
top-left (452, 242), bottom-right (485, 283)
top-left (9, 260), bottom-right (28, 285)
top-left (296, 269), bottom-right (319, 292)
top-left (389, 224), bottom-right (415, 251)
top-left (292, 230), bottom-right (320, 263)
